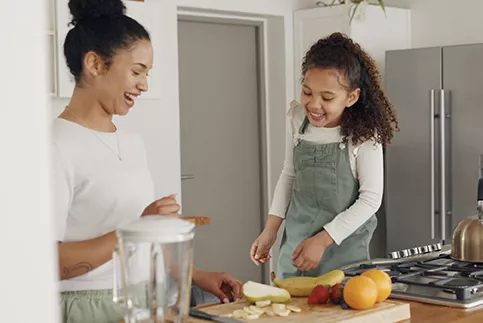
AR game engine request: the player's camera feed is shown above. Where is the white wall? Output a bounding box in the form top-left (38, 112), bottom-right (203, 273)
top-left (292, 0), bottom-right (413, 10)
top-left (410, 0), bottom-right (483, 48)
top-left (2, 0), bottom-right (59, 322)
top-left (292, 0), bottom-right (483, 48)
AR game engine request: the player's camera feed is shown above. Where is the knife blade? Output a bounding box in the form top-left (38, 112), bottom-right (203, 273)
top-left (188, 308), bottom-right (243, 323)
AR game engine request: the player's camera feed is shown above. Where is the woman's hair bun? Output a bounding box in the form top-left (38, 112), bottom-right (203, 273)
top-left (68, 0), bottom-right (126, 26)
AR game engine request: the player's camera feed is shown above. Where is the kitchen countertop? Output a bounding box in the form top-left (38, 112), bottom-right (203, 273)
top-left (114, 300), bottom-right (483, 322)
top-left (401, 301), bottom-right (483, 322)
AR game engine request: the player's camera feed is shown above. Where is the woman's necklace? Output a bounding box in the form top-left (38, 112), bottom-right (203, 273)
top-left (64, 106), bottom-right (123, 161)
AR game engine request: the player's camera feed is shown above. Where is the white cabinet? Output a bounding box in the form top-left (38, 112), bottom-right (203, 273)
top-left (293, 4), bottom-right (411, 96)
top-left (52, 0), bottom-right (161, 99)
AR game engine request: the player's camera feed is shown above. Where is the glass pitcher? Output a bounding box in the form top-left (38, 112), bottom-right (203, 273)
top-left (112, 216), bottom-right (195, 323)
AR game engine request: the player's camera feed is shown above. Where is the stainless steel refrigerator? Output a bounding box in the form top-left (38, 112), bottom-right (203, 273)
top-left (383, 43), bottom-right (483, 254)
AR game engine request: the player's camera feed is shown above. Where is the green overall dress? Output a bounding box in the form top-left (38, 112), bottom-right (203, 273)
top-left (276, 116), bottom-right (377, 279)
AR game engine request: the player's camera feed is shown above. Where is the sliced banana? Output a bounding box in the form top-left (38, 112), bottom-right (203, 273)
top-left (277, 310), bottom-right (291, 317)
top-left (243, 306), bottom-right (257, 315)
top-left (232, 309), bottom-right (246, 319)
top-left (255, 300), bottom-right (271, 307)
top-left (220, 313), bottom-right (233, 318)
top-left (264, 309), bottom-right (275, 317)
top-left (272, 303), bottom-right (286, 312)
top-left (287, 305), bottom-right (302, 313)
top-left (230, 302), bottom-right (300, 321)
top-left (249, 306), bottom-right (264, 314)
top-left (246, 314), bottom-right (260, 320)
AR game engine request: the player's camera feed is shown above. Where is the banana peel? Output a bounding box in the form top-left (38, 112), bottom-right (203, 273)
top-left (271, 270), bottom-right (345, 297)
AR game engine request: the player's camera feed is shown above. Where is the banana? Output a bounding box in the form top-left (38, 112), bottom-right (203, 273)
top-left (271, 272), bottom-right (317, 296)
top-left (315, 269), bottom-right (345, 286)
top-left (270, 270), bottom-right (345, 297)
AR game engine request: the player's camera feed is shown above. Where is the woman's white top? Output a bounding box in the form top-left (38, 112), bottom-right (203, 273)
top-left (52, 118), bottom-right (155, 291)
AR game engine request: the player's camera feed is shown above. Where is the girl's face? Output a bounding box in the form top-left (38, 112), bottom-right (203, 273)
top-left (301, 68), bottom-right (360, 128)
top-left (86, 39), bottom-right (154, 116)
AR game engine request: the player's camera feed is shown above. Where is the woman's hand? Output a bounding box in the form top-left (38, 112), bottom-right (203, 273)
top-left (192, 268), bottom-right (243, 304)
top-left (142, 194), bottom-right (180, 217)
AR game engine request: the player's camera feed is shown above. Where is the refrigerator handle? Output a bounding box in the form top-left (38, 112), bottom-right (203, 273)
top-left (430, 89), bottom-right (436, 240)
top-left (440, 89), bottom-right (448, 242)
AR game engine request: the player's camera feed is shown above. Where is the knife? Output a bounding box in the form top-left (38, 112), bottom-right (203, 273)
top-left (188, 308), bottom-right (243, 323)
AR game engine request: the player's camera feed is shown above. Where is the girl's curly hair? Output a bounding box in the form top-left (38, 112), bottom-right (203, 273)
top-left (301, 32), bottom-right (399, 147)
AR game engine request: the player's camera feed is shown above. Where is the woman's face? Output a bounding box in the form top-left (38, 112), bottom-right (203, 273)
top-left (90, 39), bottom-right (154, 116)
top-left (301, 68), bottom-right (359, 128)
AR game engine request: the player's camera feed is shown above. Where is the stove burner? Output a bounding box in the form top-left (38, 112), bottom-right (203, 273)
top-left (343, 245), bottom-right (483, 308)
top-left (343, 253), bottom-right (483, 302)
top-left (450, 261), bottom-right (483, 268)
top-left (441, 278), bottom-right (482, 288)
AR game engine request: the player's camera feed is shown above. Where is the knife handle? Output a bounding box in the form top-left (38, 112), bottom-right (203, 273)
top-left (189, 308), bottom-right (216, 320)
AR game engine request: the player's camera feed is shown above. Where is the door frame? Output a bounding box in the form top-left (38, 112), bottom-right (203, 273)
top-left (177, 8), bottom-right (272, 283)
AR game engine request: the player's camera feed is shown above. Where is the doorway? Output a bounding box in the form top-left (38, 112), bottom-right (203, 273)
top-left (177, 17), bottom-right (266, 283)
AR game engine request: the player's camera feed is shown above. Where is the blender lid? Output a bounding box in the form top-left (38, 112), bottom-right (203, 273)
top-left (116, 216), bottom-right (195, 243)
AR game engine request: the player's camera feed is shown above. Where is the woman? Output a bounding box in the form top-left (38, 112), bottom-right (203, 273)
top-left (53, 1), bottom-right (242, 322)
top-left (250, 32), bottom-right (398, 278)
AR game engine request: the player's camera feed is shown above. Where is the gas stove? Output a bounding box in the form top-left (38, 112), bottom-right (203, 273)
top-left (341, 244), bottom-right (483, 309)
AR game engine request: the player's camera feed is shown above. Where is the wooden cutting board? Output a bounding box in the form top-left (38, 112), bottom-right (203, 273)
top-left (178, 215), bottom-right (210, 226)
top-left (189, 297), bottom-right (411, 323)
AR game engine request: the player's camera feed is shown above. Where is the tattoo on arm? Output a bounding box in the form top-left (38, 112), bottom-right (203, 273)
top-left (62, 262), bottom-right (94, 279)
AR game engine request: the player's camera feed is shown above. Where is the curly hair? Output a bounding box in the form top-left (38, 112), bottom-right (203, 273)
top-left (301, 32), bottom-right (399, 147)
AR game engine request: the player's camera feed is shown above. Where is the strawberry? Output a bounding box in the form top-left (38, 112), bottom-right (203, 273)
top-left (308, 293), bottom-right (320, 305)
top-left (330, 283), bottom-right (343, 304)
top-left (307, 285), bottom-right (330, 305)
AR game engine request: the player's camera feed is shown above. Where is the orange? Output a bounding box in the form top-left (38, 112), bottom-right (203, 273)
top-left (343, 276), bottom-right (378, 310)
top-left (361, 269), bottom-right (393, 303)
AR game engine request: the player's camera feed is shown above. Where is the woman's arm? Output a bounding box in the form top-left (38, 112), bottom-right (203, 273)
top-left (57, 232), bottom-right (117, 280)
top-left (57, 193), bottom-right (182, 281)
top-left (322, 140), bottom-right (384, 245)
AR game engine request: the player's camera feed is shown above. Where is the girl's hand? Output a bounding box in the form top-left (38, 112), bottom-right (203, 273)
top-left (250, 229), bottom-right (277, 265)
top-left (291, 231), bottom-right (334, 271)
top-left (142, 194), bottom-right (180, 217)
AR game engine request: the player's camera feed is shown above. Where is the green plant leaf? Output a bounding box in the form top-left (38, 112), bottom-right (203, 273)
top-left (349, 3), bottom-right (359, 24)
top-left (378, 0), bottom-right (387, 16)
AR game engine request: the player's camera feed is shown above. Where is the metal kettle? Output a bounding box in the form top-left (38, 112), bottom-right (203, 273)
top-left (451, 177), bottom-right (483, 262)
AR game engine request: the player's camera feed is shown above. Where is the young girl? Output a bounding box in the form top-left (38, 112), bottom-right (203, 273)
top-left (250, 32), bottom-right (398, 279)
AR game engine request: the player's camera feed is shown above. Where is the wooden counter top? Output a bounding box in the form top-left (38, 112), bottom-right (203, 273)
top-left (115, 299), bottom-right (483, 322)
top-left (402, 300), bottom-right (483, 322)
